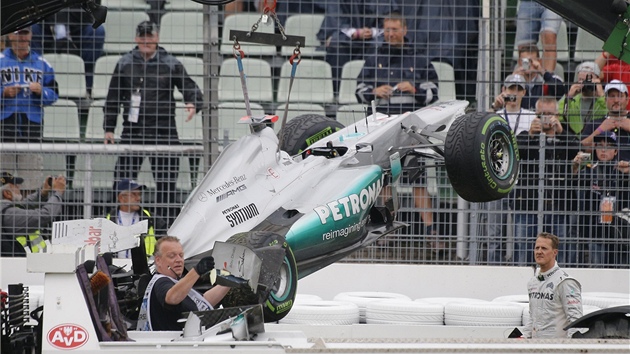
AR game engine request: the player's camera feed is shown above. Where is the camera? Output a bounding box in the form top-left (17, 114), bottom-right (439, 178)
top-left (582, 74), bottom-right (595, 95)
top-left (505, 94), bottom-right (517, 102)
top-left (521, 58), bottom-right (530, 71)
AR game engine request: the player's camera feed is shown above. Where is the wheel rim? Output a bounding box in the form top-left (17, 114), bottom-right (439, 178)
top-left (270, 256), bottom-right (292, 302)
top-left (487, 130), bottom-right (513, 180)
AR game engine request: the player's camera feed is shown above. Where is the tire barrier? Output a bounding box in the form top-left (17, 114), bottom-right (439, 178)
top-left (333, 292), bottom-right (411, 323)
top-left (444, 302), bottom-right (523, 326)
top-left (582, 292), bottom-right (630, 308)
top-left (367, 299), bottom-right (444, 325)
top-left (279, 300), bottom-right (360, 325)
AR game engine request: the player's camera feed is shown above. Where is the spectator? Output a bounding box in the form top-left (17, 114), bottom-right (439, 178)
top-left (581, 80), bottom-right (630, 161)
top-left (355, 13), bottom-right (439, 256)
top-left (595, 51), bottom-right (630, 110)
top-left (522, 232), bottom-right (582, 338)
top-left (514, 97), bottom-right (576, 266)
top-left (493, 45), bottom-right (565, 111)
top-left (0, 27), bottom-right (59, 191)
top-left (0, 172), bottom-right (66, 257)
top-left (572, 132), bottom-right (630, 266)
top-left (104, 21), bottom-right (203, 225)
top-left (105, 179), bottom-right (167, 258)
top-left (318, 0), bottom-right (399, 94)
top-left (355, 13), bottom-right (438, 115)
top-left (30, 5), bottom-right (105, 90)
top-left (486, 74), bottom-right (535, 264)
top-left (136, 236), bottom-right (230, 331)
top-left (558, 62), bottom-right (607, 138)
top-left (514, 0), bottom-right (563, 73)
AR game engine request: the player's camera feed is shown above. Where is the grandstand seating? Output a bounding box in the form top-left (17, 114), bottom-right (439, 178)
top-left (137, 158), bottom-right (157, 189)
top-left (160, 12), bottom-right (204, 54)
top-left (103, 11), bottom-right (151, 54)
top-left (431, 61), bottom-right (456, 102)
top-left (174, 56), bottom-right (205, 101)
top-left (73, 154), bottom-right (118, 189)
top-left (101, 0), bottom-right (150, 10)
top-left (85, 100), bottom-right (124, 142)
top-left (43, 99), bottom-right (81, 141)
top-left (574, 28), bottom-right (604, 63)
top-left (165, 0), bottom-right (204, 11)
top-left (220, 13), bottom-right (277, 56)
top-left (336, 104), bottom-right (369, 127)
top-left (218, 57), bottom-right (274, 102)
top-left (280, 14), bottom-right (326, 58)
top-left (174, 101), bottom-right (203, 144)
top-left (338, 60), bottom-right (365, 105)
top-left (44, 54), bottom-right (88, 99)
top-left (92, 55), bottom-right (121, 100)
top-left (277, 59), bottom-right (335, 104)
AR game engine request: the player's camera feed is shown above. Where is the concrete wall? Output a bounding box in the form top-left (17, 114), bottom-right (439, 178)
top-left (297, 263), bottom-right (630, 300)
top-left (2, 258), bottom-right (628, 301)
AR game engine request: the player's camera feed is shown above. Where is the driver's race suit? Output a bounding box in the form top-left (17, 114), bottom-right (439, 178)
top-left (523, 262), bottom-right (583, 338)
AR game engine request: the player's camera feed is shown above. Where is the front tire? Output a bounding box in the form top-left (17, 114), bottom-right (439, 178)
top-left (444, 112), bottom-right (519, 202)
top-left (278, 114), bottom-right (345, 155)
top-left (220, 231), bottom-right (298, 322)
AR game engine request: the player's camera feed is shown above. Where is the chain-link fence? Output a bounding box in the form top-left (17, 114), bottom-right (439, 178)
top-left (0, 0), bottom-right (627, 268)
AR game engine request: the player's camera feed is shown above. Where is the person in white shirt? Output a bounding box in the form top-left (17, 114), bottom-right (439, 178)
top-left (493, 74), bottom-right (537, 134)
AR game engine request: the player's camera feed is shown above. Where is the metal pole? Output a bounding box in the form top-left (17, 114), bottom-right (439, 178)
top-left (83, 155), bottom-right (93, 219)
top-left (203, 5), bottom-right (221, 173)
top-left (468, 0), bottom-right (494, 264)
top-left (476, 0), bottom-right (491, 111)
top-left (538, 135), bottom-right (546, 233)
top-left (456, 197), bottom-right (468, 260)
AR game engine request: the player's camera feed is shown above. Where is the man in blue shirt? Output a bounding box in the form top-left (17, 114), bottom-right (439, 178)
top-left (0, 26), bottom-right (59, 190)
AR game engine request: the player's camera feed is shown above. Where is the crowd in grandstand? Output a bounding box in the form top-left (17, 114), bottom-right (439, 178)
top-left (0, 0), bottom-right (627, 267)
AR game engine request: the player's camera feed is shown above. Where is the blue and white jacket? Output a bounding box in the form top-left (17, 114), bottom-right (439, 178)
top-left (0, 48), bottom-right (58, 124)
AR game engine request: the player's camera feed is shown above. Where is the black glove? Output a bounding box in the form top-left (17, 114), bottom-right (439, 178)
top-left (194, 256), bottom-right (215, 276)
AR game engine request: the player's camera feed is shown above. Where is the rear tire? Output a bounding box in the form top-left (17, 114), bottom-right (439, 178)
top-left (444, 112), bottom-right (519, 202)
top-left (220, 231), bottom-right (298, 322)
top-left (278, 114), bottom-right (344, 155)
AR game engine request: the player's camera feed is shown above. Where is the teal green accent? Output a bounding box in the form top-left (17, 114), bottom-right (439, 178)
top-left (390, 152), bottom-right (402, 184)
top-left (285, 166), bottom-right (383, 255)
top-left (270, 254), bottom-right (293, 302)
top-left (481, 116), bottom-right (506, 135)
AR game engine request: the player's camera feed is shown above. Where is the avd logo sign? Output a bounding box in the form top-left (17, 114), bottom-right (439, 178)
top-left (47, 324), bottom-right (89, 350)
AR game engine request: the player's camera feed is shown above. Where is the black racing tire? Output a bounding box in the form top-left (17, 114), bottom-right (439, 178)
top-left (444, 112), bottom-right (519, 202)
top-left (220, 231), bottom-right (298, 323)
top-left (278, 114), bottom-right (345, 155)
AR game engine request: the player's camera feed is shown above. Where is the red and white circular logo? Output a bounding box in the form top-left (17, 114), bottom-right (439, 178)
top-left (47, 324), bottom-right (89, 350)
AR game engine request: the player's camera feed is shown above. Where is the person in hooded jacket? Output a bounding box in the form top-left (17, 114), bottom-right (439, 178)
top-left (103, 21), bottom-right (203, 225)
top-left (1, 27), bottom-right (59, 190)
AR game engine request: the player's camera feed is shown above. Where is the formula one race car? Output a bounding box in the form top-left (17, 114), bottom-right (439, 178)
top-left (165, 101), bottom-right (520, 322)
